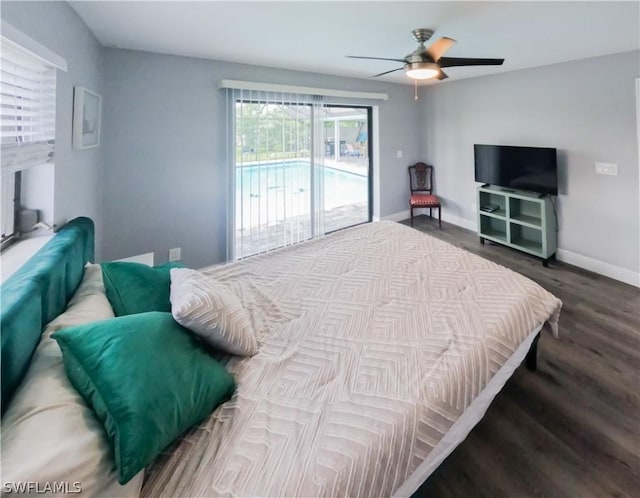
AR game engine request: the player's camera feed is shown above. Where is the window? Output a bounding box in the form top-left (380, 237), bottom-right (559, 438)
top-left (232, 95), bottom-right (324, 258)
top-left (222, 80), bottom-right (385, 260)
top-left (233, 101), bottom-right (372, 258)
top-left (1, 30), bottom-right (61, 249)
top-left (226, 89), bottom-right (375, 260)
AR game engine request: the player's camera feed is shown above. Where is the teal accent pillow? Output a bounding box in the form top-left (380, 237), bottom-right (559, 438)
top-left (52, 311), bottom-right (235, 484)
top-left (101, 261), bottom-right (185, 316)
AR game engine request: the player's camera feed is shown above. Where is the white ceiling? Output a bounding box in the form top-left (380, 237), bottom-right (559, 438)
top-left (69, 1), bottom-right (640, 85)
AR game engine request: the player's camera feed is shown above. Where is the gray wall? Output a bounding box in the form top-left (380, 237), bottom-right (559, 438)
top-left (1, 1), bottom-right (105, 258)
top-left (5, 1), bottom-right (636, 276)
top-left (420, 51), bottom-right (640, 274)
top-left (101, 48), bottom-right (422, 267)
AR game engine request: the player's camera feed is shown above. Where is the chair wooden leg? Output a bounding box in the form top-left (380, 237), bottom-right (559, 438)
top-left (438, 206), bottom-right (442, 228)
top-left (429, 207), bottom-right (432, 219)
top-left (410, 206), bottom-right (414, 226)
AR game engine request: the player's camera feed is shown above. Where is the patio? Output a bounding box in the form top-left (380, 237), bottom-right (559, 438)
top-left (235, 201), bottom-right (368, 257)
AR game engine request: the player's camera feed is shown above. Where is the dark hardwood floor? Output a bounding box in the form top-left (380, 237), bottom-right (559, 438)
top-left (404, 216), bottom-right (640, 498)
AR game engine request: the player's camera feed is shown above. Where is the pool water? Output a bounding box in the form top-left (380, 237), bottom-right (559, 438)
top-left (236, 161), bottom-right (367, 228)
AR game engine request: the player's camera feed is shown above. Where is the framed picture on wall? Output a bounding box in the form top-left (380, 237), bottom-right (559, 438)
top-left (72, 86), bottom-right (101, 149)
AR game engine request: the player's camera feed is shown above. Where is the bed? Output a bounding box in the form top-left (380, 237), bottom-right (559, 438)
top-left (1, 218), bottom-right (561, 497)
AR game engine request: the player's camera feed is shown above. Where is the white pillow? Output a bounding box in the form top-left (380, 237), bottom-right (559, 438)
top-left (1, 264), bottom-right (144, 497)
top-left (170, 268), bottom-right (258, 356)
top-left (44, 264), bottom-right (111, 334)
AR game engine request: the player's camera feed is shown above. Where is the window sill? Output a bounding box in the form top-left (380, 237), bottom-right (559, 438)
top-left (0, 234), bottom-right (54, 284)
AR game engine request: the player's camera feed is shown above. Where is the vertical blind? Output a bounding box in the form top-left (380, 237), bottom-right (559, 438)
top-left (0, 38), bottom-right (57, 175)
top-left (227, 88), bottom-right (327, 260)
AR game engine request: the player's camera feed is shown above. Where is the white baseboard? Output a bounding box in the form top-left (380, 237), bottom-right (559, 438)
top-left (381, 209), bottom-right (477, 231)
top-left (379, 209), bottom-right (639, 288)
top-left (441, 212), bottom-right (477, 231)
top-left (114, 252), bottom-right (155, 266)
top-left (556, 249), bottom-right (640, 287)
top-left (381, 210), bottom-right (410, 222)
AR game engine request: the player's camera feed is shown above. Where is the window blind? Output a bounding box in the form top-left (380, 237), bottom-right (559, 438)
top-left (1, 38), bottom-right (57, 175)
top-left (226, 88), bottom-right (327, 260)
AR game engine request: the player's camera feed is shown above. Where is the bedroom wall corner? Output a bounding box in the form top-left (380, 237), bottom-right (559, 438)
top-left (1, 1), bottom-right (106, 260)
top-left (418, 50), bottom-right (640, 283)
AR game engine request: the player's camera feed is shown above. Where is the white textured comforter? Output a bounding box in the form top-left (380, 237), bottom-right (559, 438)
top-left (142, 221), bottom-right (561, 497)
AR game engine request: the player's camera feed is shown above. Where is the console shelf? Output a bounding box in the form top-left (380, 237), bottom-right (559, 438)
top-left (478, 186), bottom-right (557, 266)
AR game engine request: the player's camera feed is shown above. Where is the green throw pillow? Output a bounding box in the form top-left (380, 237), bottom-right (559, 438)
top-left (101, 261), bottom-right (185, 316)
top-left (52, 311), bottom-right (236, 484)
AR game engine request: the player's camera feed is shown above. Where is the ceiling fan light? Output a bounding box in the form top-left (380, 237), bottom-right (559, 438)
top-left (405, 62), bottom-right (439, 80)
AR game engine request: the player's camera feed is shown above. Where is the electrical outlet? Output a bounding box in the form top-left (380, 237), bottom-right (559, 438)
top-left (471, 203), bottom-right (477, 213)
top-left (168, 247), bottom-right (181, 262)
top-left (396, 150), bottom-right (403, 159)
top-left (595, 162), bottom-right (618, 176)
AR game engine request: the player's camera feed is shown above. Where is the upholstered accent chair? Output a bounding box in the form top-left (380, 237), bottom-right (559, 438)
top-left (408, 162), bottom-right (441, 228)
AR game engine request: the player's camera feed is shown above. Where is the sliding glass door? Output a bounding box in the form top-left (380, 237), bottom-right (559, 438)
top-left (321, 106), bottom-right (371, 233)
top-left (233, 97), bottom-right (371, 259)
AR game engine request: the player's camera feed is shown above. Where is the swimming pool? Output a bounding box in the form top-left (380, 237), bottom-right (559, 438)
top-left (236, 161), bottom-right (368, 228)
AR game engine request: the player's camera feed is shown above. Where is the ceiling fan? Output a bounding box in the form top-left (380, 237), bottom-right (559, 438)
top-left (347, 28), bottom-right (504, 81)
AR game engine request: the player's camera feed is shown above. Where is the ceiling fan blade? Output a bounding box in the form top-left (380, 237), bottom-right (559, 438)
top-left (372, 67), bottom-right (404, 77)
top-left (346, 55), bottom-right (407, 63)
top-left (438, 57), bottom-right (505, 68)
top-left (436, 70), bottom-right (449, 80)
top-left (426, 37), bottom-right (456, 61)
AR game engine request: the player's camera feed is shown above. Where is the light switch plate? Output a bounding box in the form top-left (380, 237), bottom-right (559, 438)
top-left (595, 162), bottom-right (618, 176)
top-left (396, 150), bottom-right (403, 159)
top-left (168, 247), bottom-right (181, 261)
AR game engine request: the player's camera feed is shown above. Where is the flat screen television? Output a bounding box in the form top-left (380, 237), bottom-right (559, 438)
top-left (474, 144), bottom-right (558, 196)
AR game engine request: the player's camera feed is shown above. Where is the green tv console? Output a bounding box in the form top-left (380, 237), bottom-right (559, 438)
top-left (477, 185), bottom-right (557, 266)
